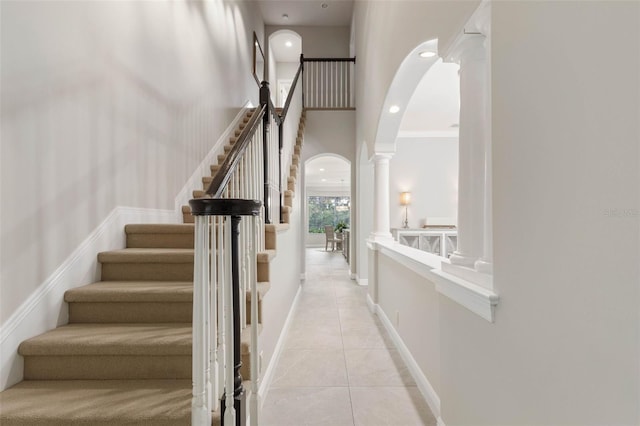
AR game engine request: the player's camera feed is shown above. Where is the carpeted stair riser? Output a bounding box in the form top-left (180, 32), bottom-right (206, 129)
top-left (125, 224), bottom-right (194, 249)
top-left (23, 355), bottom-right (190, 380)
top-left (68, 302), bottom-right (192, 323)
top-left (66, 281), bottom-right (193, 323)
top-left (99, 249), bottom-right (194, 282)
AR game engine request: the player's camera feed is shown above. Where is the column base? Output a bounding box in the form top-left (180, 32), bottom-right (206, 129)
top-left (449, 251), bottom-right (477, 267)
top-left (474, 259), bottom-right (493, 274)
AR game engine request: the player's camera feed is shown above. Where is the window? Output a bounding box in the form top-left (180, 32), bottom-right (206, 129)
top-left (307, 196), bottom-right (350, 233)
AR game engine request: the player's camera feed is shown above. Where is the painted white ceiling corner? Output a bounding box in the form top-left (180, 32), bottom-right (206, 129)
top-left (306, 156), bottom-right (351, 190)
top-left (269, 30), bottom-right (302, 62)
top-left (398, 59), bottom-right (460, 138)
top-left (258, 0), bottom-right (354, 27)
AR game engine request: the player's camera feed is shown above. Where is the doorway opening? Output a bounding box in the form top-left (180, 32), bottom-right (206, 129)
top-left (304, 155), bottom-right (351, 253)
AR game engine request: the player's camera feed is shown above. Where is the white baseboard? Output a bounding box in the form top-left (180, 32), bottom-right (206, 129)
top-left (356, 275), bottom-right (368, 287)
top-left (174, 102), bottom-right (253, 211)
top-left (366, 293), bottom-right (376, 313)
top-left (258, 284), bottom-right (302, 405)
top-left (0, 206), bottom-right (177, 391)
top-left (373, 302), bottom-right (443, 423)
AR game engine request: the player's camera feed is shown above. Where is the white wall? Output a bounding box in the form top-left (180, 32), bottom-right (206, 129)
top-left (0, 1), bottom-right (263, 324)
top-left (356, 143), bottom-right (374, 283)
top-left (365, 1), bottom-right (640, 425)
top-left (266, 26), bottom-right (351, 58)
top-left (275, 62), bottom-right (299, 82)
top-left (389, 137), bottom-right (458, 229)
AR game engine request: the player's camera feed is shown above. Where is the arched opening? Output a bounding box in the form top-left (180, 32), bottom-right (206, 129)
top-left (304, 155), bottom-right (351, 250)
top-left (267, 30), bottom-right (302, 107)
top-left (372, 38), bottom-right (461, 257)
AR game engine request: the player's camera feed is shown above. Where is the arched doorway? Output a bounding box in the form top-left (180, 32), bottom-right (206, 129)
top-left (304, 155), bottom-right (351, 250)
top-left (267, 30), bottom-right (302, 107)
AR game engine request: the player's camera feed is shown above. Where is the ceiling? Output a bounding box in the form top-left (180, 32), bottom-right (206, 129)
top-left (399, 59), bottom-right (461, 137)
top-left (258, 0), bottom-right (354, 27)
top-left (270, 31), bottom-right (302, 62)
top-left (306, 156), bottom-right (351, 190)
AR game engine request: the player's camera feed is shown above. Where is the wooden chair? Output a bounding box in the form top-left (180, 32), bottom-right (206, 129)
top-left (324, 225), bottom-right (341, 251)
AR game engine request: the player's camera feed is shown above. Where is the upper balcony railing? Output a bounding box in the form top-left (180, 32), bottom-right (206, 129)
top-left (302, 55), bottom-right (356, 110)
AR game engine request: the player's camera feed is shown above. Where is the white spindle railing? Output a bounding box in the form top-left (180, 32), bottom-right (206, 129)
top-left (303, 58), bottom-right (355, 109)
top-left (191, 107), bottom-right (265, 426)
top-left (192, 65), bottom-right (303, 425)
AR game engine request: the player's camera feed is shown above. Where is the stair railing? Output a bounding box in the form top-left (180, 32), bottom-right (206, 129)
top-left (302, 55), bottom-right (356, 110)
top-left (190, 62), bottom-right (303, 426)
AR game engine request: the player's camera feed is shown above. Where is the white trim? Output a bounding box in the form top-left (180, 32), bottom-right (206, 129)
top-left (174, 102), bottom-right (253, 211)
top-left (366, 293), bottom-right (376, 314)
top-left (258, 285), bottom-right (302, 405)
top-left (356, 276), bottom-right (368, 287)
top-left (432, 268), bottom-right (498, 323)
top-left (438, 417), bottom-right (447, 426)
top-left (397, 130), bottom-right (458, 139)
top-left (373, 301), bottom-right (443, 424)
top-left (0, 206), bottom-right (177, 390)
top-left (349, 272), bottom-right (357, 280)
top-left (375, 239), bottom-right (499, 323)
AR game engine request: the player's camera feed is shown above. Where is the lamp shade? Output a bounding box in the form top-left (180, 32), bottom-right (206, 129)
top-left (400, 192), bottom-right (411, 206)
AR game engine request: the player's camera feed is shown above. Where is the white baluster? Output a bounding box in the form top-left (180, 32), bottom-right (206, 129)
top-left (211, 217), bottom-right (219, 412)
top-left (216, 216), bottom-right (225, 406)
top-left (192, 216), bottom-right (211, 426)
top-left (249, 214), bottom-right (259, 426)
top-left (223, 217), bottom-right (236, 426)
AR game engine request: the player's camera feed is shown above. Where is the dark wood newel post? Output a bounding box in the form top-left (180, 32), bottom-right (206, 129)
top-left (300, 53), bottom-right (305, 108)
top-left (278, 123), bottom-right (284, 223)
top-left (260, 81), bottom-right (271, 224)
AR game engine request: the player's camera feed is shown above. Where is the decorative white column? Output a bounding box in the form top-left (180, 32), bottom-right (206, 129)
top-left (474, 34), bottom-right (493, 274)
top-left (449, 35), bottom-right (487, 268)
top-left (371, 153), bottom-right (394, 241)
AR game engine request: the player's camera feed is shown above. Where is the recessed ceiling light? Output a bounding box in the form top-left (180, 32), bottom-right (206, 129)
top-left (285, 41), bottom-right (293, 47)
top-left (419, 51), bottom-right (436, 58)
top-left (320, 168), bottom-right (325, 171)
top-left (389, 105), bottom-right (400, 114)
top-left (321, 3), bottom-right (329, 9)
top-left (321, 178), bottom-right (327, 182)
top-left (282, 13), bottom-right (289, 20)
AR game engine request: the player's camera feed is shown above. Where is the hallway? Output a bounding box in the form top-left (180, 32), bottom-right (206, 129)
top-left (261, 248), bottom-right (436, 426)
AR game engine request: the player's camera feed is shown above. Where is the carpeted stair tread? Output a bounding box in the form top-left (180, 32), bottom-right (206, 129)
top-left (0, 379), bottom-right (220, 426)
top-left (257, 249), bottom-right (276, 263)
top-left (65, 281), bottom-right (193, 303)
top-left (19, 323), bottom-right (192, 356)
top-left (125, 224), bottom-right (194, 234)
top-left (98, 248), bottom-right (194, 263)
top-left (19, 323), bottom-right (256, 356)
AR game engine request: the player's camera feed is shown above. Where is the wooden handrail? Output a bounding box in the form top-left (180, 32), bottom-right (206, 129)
top-left (302, 57), bottom-right (356, 63)
top-left (204, 105), bottom-right (265, 198)
top-left (280, 63), bottom-right (302, 122)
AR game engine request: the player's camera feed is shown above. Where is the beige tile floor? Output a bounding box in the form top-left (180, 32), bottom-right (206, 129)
top-left (260, 248), bottom-right (436, 426)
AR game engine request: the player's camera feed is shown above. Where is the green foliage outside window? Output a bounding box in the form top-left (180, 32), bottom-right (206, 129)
top-left (308, 196), bottom-right (350, 233)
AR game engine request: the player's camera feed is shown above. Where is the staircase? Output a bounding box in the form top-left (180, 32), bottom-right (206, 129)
top-left (0, 109), bottom-right (306, 425)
